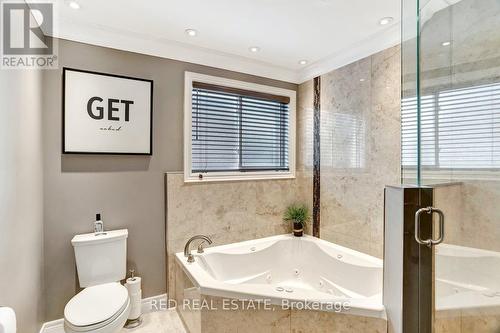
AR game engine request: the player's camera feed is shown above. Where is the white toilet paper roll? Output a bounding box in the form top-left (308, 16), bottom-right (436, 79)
top-left (129, 292), bottom-right (141, 303)
top-left (128, 289), bottom-right (142, 320)
top-left (125, 277), bottom-right (141, 294)
top-left (0, 307), bottom-right (16, 333)
top-left (125, 277), bottom-right (142, 320)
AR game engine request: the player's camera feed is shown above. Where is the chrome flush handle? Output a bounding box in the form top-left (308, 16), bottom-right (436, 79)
top-left (415, 207), bottom-right (445, 247)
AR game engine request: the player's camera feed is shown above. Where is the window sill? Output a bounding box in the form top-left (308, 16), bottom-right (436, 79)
top-left (402, 168), bottom-right (500, 182)
top-left (184, 172), bottom-right (296, 183)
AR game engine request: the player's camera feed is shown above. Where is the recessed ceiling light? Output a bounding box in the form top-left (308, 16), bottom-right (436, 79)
top-left (249, 46), bottom-right (260, 53)
top-left (378, 17), bottom-right (393, 26)
top-left (185, 29), bottom-right (197, 37)
top-left (298, 60), bottom-right (308, 65)
top-left (359, 78), bottom-right (366, 82)
top-left (441, 41), bottom-right (451, 46)
top-left (67, 1), bottom-right (80, 9)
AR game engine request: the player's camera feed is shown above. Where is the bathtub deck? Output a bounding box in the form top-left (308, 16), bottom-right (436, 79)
top-left (174, 260), bottom-right (387, 333)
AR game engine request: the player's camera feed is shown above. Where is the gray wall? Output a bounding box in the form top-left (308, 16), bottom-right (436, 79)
top-left (43, 38), bottom-right (297, 321)
top-left (0, 70), bottom-right (44, 332)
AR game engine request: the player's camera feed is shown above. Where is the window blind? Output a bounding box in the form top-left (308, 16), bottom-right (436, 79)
top-left (402, 94), bottom-right (437, 167)
top-left (321, 112), bottom-right (365, 169)
top-left (402, 82), bottom-right (500, 169)
top-left (191, 82), bottom-right (289, 173)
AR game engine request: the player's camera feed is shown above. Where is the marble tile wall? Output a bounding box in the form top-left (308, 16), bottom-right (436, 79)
top-left (435, 307), bottom-right (500, 333)
top-left (434, 180), bottom-right (500, 253)
top-left (433, 183), bottom-right (465, 246)
top-left (298, 45), bottom-right (401, 258)
top-left (165, 172), bottom-right (312, 299)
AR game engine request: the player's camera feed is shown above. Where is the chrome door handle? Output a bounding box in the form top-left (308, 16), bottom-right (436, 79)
top-left (415, 207), bottom-right (445, 247)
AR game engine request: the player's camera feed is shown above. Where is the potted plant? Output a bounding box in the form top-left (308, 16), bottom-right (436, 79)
top-left (283, 204), bottom-right (310, 237)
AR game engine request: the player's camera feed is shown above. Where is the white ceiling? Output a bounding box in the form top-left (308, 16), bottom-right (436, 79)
top-left (50, 0), bottom-right (401, 83)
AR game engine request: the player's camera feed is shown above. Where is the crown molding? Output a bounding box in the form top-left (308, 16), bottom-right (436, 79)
top-left (297, 22), bottom-right (401, 83)
top-left (48, 19), bottom-right (401, 85)
top-left (49, 20), bottom-right (301, 83)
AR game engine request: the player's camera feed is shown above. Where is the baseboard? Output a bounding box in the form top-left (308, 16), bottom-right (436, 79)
top-left (140, 293), bottom-right (168, 314)
top-left (39, 294), bottom-right (168, 333)
top-left (39, 319), bottom-right (64, 333)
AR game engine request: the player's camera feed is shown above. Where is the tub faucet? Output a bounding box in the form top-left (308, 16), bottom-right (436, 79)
top-left (184, 235), bottom-right (213, 263)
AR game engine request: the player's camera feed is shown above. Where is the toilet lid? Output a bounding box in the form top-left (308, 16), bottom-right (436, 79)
top-left (64, 282), bottom-right (129, 327)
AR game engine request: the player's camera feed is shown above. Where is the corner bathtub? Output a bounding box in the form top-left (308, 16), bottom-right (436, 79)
top-left (434, 244), bottom-right (500, 332)
top-left (436, 243), bottom-right (500, 311)
top-left (175, 234), bottom-right (385, 319)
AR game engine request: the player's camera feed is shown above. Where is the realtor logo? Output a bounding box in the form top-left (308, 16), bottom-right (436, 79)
top-left (1, 1), bottom-right (58, 69)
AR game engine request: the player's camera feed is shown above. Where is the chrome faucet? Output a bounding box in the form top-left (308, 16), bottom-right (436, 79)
top-left (184, 235), bottom-right (213, 263)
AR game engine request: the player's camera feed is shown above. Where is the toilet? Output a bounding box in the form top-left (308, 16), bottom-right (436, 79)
top-left (64, 229), bottom-right (130, 333)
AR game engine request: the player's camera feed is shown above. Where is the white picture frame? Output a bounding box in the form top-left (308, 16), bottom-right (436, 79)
top-left (63, 68), bottom-right (153, 155)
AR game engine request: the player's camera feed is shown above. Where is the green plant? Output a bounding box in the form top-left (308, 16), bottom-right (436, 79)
top-left (283, 204), bottom-right (310, 227)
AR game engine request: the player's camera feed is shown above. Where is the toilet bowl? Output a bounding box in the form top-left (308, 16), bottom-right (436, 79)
top-left (64, 282), bottom-right (130, 333)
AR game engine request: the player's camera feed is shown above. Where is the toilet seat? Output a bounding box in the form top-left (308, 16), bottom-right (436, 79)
top-left (64, 282), bottom-right (129, 332)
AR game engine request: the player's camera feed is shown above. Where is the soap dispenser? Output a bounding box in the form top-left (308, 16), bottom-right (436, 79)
top-left (94, 213), bottom-right (105, 235)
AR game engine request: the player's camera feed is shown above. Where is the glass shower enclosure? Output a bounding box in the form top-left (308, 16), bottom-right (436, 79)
top-left (402, 0), bottom-right (500, 331)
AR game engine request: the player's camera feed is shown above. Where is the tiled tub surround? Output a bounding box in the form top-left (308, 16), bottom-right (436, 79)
top-left (434, 181), bottom-right (500, 253)
top-left (174, 235), bottom-right (387, 333)
top-left (298, 45), bottom-right (401, 258)
top-left (166, 172), bottom-right (312, 301)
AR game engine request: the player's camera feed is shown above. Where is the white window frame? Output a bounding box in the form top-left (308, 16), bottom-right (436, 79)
top-left (184, 72), bottom-right (296, 183)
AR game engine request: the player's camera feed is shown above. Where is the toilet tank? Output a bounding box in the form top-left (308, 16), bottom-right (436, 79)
top-left (71, 229), bottom-right (128, 287)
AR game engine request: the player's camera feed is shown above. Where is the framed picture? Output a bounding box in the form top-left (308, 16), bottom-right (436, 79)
top-left (62, 68), bottom-right (153, 155)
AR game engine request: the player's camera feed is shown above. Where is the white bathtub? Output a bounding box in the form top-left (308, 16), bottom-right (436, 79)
top-left (175, 234), bottom-right (385, 319)
top-left (436, 243), bottom-right (500, 311)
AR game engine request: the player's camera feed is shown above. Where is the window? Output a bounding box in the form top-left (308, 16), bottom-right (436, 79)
top-left (402, 82), bottom-right (500, 170)
top-left (184, 72), bottom-right (296, 182)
